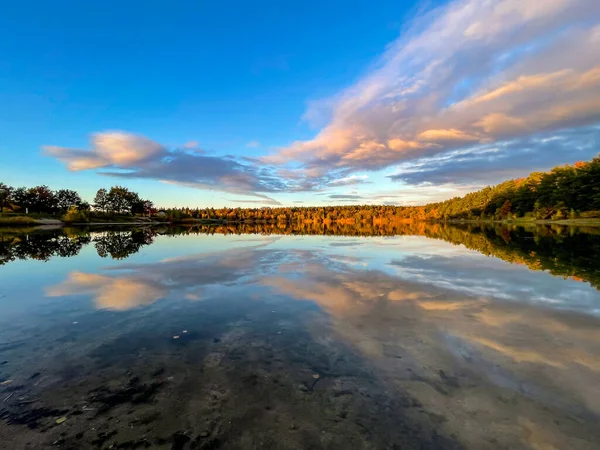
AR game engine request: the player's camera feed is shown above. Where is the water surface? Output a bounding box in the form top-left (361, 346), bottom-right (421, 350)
top-left (0, 224), bottom-right (599, 449)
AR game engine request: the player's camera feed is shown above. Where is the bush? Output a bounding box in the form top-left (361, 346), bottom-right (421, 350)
top-left (579, 211), bottom-right (600, 219)
top-left (62, 206), bottom-right (89, 223)
top-left (551, 202), bottom-right (568, 220)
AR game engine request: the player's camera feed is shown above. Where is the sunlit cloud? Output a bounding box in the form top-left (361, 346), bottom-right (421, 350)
top-left (389, 126), bottom-right (600, 185)
top-left (41, 0), bottom-right (600, 201)
top-left (44, 131), bottom-right (286, 202)
top-left (264, 0), bottom-right (600, 186)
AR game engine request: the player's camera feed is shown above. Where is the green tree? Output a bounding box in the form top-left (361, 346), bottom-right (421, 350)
top-left (93, 188), bottom-right (109, 212)
top-left (56, 189), bottom-right (82, 213)
top-left (10, 187), bottom-right (32, 212)
top-left (78, 201), bottom-right (91, 211)
top-left (106, 186), bottom-right (131, 214)
top-left (0, 183), bottom-right (12, 212)
top-left (25, 186), bottom-right (58, 213)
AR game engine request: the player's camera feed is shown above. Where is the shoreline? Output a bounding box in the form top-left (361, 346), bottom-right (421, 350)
top-left (2, 216), bottom-right (600, 228)
top-left (446, 218), bottom-right (600, 226)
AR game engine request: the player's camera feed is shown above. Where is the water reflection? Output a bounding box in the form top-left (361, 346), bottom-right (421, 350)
top-left (2, 223), bottom-right (599, 292)
top-left (263, 258), bottom-right (600, 409)
top-left (0, 229), bottom-right (91, 264)
top-left (0, 227), bottom-right (157, 265)
top-left (46, 245), bottom-right (285, 310)
top-left (93, 228), bottom-right (157, 259)
top-left (0, 225), bottom-right (599, 449)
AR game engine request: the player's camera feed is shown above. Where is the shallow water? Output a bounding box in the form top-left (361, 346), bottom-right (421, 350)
top-left (0, 224), bottom-right (599, 449)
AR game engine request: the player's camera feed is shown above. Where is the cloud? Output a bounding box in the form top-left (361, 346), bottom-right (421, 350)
top-left (328, 194), bottom-right (363, 201)
top-left (417, 129), bottom-right (480, 142)
top-left (40, 1), bottom-right (600, 198)
top-left (341, 183), bottom-right (482, 206)
top-left (45, 133), bottom-right (164, 169)
top-left (183, 141), bottom-right (200, 149)
top-left (44, 131), bottom-right (287, 201)
top-left (230, 198), bottom-right (282, 205)
top-left (326, 174), bottom-right (370, 187)
top-left (264, 0), bottom-right (600, 185)
top-left (389, 126), bottom-right (600, 185)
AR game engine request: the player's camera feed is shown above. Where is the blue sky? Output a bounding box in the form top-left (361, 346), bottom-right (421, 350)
top-left (1, 0), bottom-right (599, 207)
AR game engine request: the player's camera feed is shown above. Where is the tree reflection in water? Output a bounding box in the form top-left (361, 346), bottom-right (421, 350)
top-left (1, 223), bottom-right (599, 290)
top-left (93, 228), bottom-right (157, 259)
top-left (0, 227), bottom-right (156, 264)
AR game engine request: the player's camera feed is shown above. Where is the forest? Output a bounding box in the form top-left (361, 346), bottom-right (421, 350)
top-left (142, 154), bottom-right (600, 222)
top-left (1, 154), bottom-right (599, 223)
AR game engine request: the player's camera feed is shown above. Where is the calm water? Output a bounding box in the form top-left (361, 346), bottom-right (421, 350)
top-left (0, 224), bottom-right (599, 449)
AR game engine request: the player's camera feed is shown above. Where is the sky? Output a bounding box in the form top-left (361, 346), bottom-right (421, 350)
top-left (1, 0), bottom-right (599, 208)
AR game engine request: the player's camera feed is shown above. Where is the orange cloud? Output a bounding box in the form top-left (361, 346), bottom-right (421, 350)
top-left (261, 0), bottom-right (600, 186)
top-left (43, 147), bottom-right (108, 171)
top-left (417, 129), bottom-right (479, 142)
top-left (387, 139), bottom-right (426, 151)
top-left (467, 70), bottom-right (573, 106)
top-left (475, 113), bottom-right (528, 134)
top-left (44, 132), bottom-right (165, 171)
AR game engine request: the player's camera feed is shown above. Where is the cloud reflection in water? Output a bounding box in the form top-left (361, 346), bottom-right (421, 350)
top-left (41, 231), bottom-right (600, 448)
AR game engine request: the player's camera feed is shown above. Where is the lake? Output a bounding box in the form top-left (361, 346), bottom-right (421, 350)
top-left (0, 223), bottom-right (599, 449)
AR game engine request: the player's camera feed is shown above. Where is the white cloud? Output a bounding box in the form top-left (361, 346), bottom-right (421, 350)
top-left (327, 174), bottom-right (370, 187)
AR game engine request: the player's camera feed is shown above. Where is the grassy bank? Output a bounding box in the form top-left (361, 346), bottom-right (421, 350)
top-left (3, 214), bottom-right (600, 228)
top-left (0, 215), bottom-right (39, 225)
top-left (447, 218), bottom-right (600, 226)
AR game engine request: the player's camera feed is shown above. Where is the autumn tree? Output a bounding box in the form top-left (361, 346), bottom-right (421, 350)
top-left (497, 200), bottom-right (512, 219)
top-left (0, 183), bottom-right (12, 212)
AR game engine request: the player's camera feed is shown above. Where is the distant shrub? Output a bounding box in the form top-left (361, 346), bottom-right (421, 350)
top-left (62, 206), bottom-right (89, 223)
top-left (580, 211), bottom-right (600, 219)
top-left (551, 202), bottom-right (568, 220)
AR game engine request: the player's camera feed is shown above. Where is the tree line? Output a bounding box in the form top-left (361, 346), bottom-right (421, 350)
top-left (1, 153), bottom-right (599, 222)
top-left (0, 185), bottom-right (88, 214)
top-left (426, 155), bottom-right (600, 221)
top-left (0, 184), bottom-right (155, 217)
top-left (158, 154), bottom-right (600, 223)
